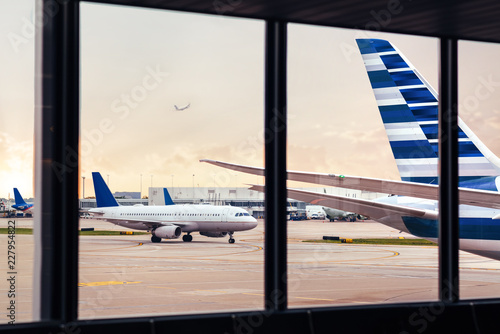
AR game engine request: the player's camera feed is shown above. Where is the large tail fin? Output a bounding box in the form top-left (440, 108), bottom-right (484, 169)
top-left (163, 188), bottom-right (175, 205)
top-left (356, 38), bottom-right (500, 185)
top-left (92, 172), bottom-right (119, 207)
top-left (13, 188), bottom-right (27, 206)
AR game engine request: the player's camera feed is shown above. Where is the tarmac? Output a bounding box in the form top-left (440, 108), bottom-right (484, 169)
top-left (2, 217), bottom-right (500, 323)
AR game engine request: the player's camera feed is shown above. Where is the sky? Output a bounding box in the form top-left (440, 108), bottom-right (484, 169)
top-left (1, 1), bottom-right (500, 199)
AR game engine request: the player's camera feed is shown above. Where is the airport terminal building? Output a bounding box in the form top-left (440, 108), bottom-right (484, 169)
top-left (78, 186), bottom-right (388, 219)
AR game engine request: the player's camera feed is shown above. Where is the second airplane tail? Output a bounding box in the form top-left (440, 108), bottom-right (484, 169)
top-left (356, 38), bottom-right (500, 185)
top-left (92, 172), bottom-right (119, 208)
top-left (164, 188), bottom-right (175, 205)
top-left (13, 188), bottom-right (28, 206)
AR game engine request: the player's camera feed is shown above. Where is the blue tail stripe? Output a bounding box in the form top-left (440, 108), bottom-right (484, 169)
top-left (422, 124), bottom-right (468, 141)
top-left (92, 172), bottom-right (119, 207)
top-left (357, 39), bottom-right (395, 54)
top-left (389, 70), bottom-right (423, 86)
top-left (420, 124), bottom-right (439, 139)
top-left (430, 143), bottom-right (438, 154)
top-left (410, 105), bottom-right (438, 122)
top-left (367, 70), bottom-right (396, 88)
top-left (399, 88), bottom-right (437, 103)
top-left (390, 140), bottom-right (437, 159)
top-left (379, 105), bottom-right (416, 123)
top-left (457, 128), bottom-right (469, 138)
top-left (380, 54), bottom-right (409, 69)
top-left (459, 142), bottom-right (484, 157)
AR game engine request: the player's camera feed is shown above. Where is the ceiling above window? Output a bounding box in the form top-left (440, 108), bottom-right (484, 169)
top-left (85, 0), bottom-right (500, 43)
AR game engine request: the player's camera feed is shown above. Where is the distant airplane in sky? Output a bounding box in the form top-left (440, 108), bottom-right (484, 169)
top-left (202, 39), bottom-right (500, 261)
top-left (89, 172), bottom-right (257, 243)
top-left (174, 103), bottom-right (190, 111)
top-left (12, 188), bottom-right (33, 215)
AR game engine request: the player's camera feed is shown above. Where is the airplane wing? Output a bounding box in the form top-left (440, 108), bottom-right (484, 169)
top-left (201, 159), bottom-right (500, 210)
top-left (249, 184), bottom-right (437, 232)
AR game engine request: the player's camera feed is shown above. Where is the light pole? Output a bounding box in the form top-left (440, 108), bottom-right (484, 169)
top-left (82, 176), bottom-right (85, 199)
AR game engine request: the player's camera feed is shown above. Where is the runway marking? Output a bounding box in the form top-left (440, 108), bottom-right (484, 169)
top-left (80, 243), bottom-right (263, 260)
top-left (181, 244), bottom-right (263, 259)
top-left (80, 240), bottom-right (144, 253)
top-left (78, 281), bottom-right (141, 287)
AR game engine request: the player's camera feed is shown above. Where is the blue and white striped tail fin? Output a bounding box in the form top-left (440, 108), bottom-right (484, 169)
top-left (356, 38), bottom-right (500, 185)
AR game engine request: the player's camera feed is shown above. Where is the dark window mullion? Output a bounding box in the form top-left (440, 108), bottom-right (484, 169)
top-left (35, 0), bottom-right (80, 322)
top-left (264, 20), bottom-right (287, 312)
top-left (438, 37), bottom-right (459, 303)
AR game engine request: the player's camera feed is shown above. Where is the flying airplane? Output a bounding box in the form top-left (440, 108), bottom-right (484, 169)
top-left (174, 103), bottom-right (190, 111)
top-left (201, 38), bottom-right (500, 261)
top-left (12, 188), bottom-right (34, 215)
top-left (89, 172), bottom-right (257, 243)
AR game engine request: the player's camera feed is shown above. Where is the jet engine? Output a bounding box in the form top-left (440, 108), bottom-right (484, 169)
top-left (200, 232), bottom-right (228, 238)
top-left (153, 226), bottom-right (181, 239)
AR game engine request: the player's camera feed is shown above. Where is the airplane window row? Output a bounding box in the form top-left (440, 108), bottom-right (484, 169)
top-left (119, 213), bottom-right (220, 216)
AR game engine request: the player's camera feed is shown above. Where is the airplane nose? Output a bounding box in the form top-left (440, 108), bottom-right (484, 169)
top-left (249, 219), bottom-right (258, 229)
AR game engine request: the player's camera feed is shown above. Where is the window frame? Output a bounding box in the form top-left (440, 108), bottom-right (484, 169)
top-left (6, 0), bottom-right (496, 333)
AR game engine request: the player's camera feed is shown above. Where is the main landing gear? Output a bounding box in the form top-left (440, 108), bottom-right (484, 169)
top-left (228, 232), bottom-right (235, 244)
top-left (183, 233), bottom-right (193, 242)
top-left (151, 235), bottom-right (161, 243)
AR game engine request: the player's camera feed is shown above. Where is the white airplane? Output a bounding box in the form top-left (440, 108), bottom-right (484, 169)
top-left (201, 39), bottom-right (500, 261)
top-left (89, 172), bottom-right (257, 243)
top-left (306, 205), bottom-right (326, 219)
top-left (12, 188), bottom-right (34, 215)
top-left (322, 207), bottom-right (357, 222)
top-left (174, 103), bottom-right (190, 111)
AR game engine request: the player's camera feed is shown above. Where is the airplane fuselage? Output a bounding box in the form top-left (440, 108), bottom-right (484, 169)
top-left (12, 203), bottom-right (34, 215)
top-left (376, 196), bottom-right (500, 260)
top-left (89, 204), bottom-right (258, 233)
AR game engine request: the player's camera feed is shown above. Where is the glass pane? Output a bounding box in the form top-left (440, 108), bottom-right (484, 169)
top-left (288, 25), bottom-right (440, 307)
top-left (0, 0), bottom-right (35, 324)
top-left (458, 40), bottom-right (500, 299)
top-left (80, 3), bottom-right (264, 319)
